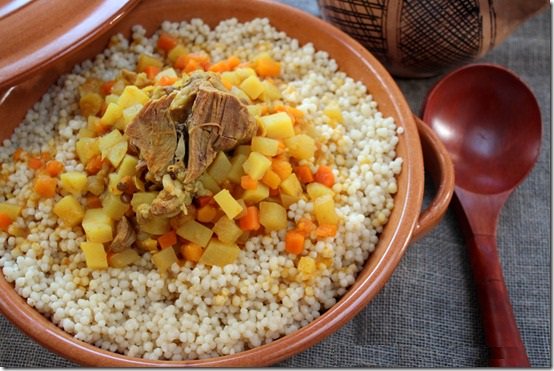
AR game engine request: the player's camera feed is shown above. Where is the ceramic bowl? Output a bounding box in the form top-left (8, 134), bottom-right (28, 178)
top-left (0, 0), bottom-right (454, 366)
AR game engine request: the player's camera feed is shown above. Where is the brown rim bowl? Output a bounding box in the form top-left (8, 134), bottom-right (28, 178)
top-left (0, 0), bottom-right (454, 367)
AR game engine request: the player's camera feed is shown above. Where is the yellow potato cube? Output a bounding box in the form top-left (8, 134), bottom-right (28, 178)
top-left (213, 189), bottom-right (243, 219)
top-left (199, 239), bottom-right (240, 267)
top-left (241, 183), bottom-right (269, 204)
top-left (207, 152), bottom-right (232, 184)
top-left (221, 71), bottom-right (241, 88)
top-left (259, 201), bottom-right (288, 231)
top-left (151, 246), bottom-right (178, 273)
top-left (122, 104), bottom-right (143, 126)
top-left (212, 216), bottom-right (243, 244)
top-left (100, 102), bottom-right (123, 126)
top-left (260, 112), bottom-right (295, 139)
top-left (117, 155), bottom-right (139, 178)
top-left (297, 256), bottom-right (316, 275)
top-left (109, 248), bottom-right (140, 268)
top-left (75, 137), bottom-right (99, 165)
top-left (234, 67), bottom-right (256, 81)
top-left (239, 75), bottom-right (265, 100)
top-left (137, 53), bottom-right (163, 72)
top-left (242, 152), bottom-right (272, 181)
top-left (280, 193), bottom-right (301, 208)
top-left (246, 104), bottom-right (262, 117)
top-left (140, 216), bottom-right (170, 235)
top-left (279, 173), bottom-right (303, 198)
top-left (102, 193), bottom-right (129, 221)
top-left (98, 129), bottom-right (124, 158)
top-left (131, 192), bottom-right (158, 212)
top-left (227, 154), bottom-right (247, 184)
top-left (80, 241), bottom-right (108, 269)
top-left (117, 85), bottom-right (149, 109)
top-left (251, 136), bottom-right (280, 157)
top-left (106, 140), bottom-right (128, 168)
top-left (176, 219), bottom-right (213, 247)
top-left (313, 194), bottom-right (339, 225)
top-left (306, 182), bottom-right (335, 200)
top-left (0, 202), bottom-right (21, 220)
top-left (154, 68), bottom-right (178, 84)
top-left (167, 44), bottom-right (188, 64)
top-left (82, 209), bottom-right (113, 243)
top-left (234, 145), bottom-right (251, 157)
top-left (53, 195), bottom-right (84, 227)
top-left (60, 171), bottom-right (88, 195)
top-left (285, 134), bottom-right (316, 160)
top-left (199, 173), bottom-right (221, 194)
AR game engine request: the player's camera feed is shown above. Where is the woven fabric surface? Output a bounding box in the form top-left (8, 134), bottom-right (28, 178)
top-left (0, 0), bottom-right (550, 367)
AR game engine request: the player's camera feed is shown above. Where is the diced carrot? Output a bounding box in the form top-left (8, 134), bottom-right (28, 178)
top-left (174, 54), bottom-right (188, 70)
top-left (240, 175), bottom-right (258, 190)
top-left (93, 118), bottom-right (109, 135)
top-left (184, 59), bottom-right (202, 73)
top-left (45, 160), bottom-right (64, 177)
top-left (261, 169), bottom-right (281, 190)
top-left (86, 195), bottom-right (102, 209)
top-left (34, 175), bottom-right (57, 198)
top-left (180, 243), bottom-right (203, 263)
top-left (208, 60), bottom-right (231, 73)
top-left (285, 230), bottom-right (305, 254)
top-left (40, 152), bottom-right (51, 161)
top-left (100, 80), bottom-right (115, 95)
top-left (269, 187), bottom-right (280, 197)
top-left (27, 156), bottom-right (43, 170)
top-left (195, 195), bottom-right (214, 208)
top-left (297, 218), bottom-right (316, 236)
top-left (157, 75), bottom-right (178, 86)
top-left (226, 55), bottom-right (241, 70)
top-left (238, 206), bottom-right (260, 231)
top-left (158, 230), bottom-right (177, 249)
top-left (196, 204), bottom-right (218, 223)
top-left (313, 165), bottom-right (335, 188)
top-left (294, 165), bottom-right (314, 184)
top-left (175, 53), bottom-right (211, 71)
top-left (255, 58), bottom-right (280, 77)
top-left (0, 212), bottom-right (13, 232)
top-left (85, 154), bottom-right (104, 175)
top-left (271, 159), bottom-right (292, 180)
top-left (12, 148), bottom-right (24, 162)
top-left (144, 65), bottom-right (160, 80)
top-left (316, 223), bottom-right (337, 238)
top-left (157, 33), bottom-right (178, 52)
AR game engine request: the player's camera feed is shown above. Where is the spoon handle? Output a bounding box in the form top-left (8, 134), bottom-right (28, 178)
top-left (467, 234), bottom-right (530, 367)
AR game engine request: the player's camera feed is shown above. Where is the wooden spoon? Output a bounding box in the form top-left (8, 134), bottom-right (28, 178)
top-left (422, 63), bottom-right (541, 367)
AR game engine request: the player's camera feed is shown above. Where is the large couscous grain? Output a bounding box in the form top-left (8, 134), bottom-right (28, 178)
top-left (0, 18), bottom-right (402, 360)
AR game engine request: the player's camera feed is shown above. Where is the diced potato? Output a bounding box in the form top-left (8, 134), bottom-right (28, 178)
top-left (154, 68), bottom-right (178, 84)
top-left (234, 67), bottom-right (256, 81)
top-left (207, 152), bottom-right (232, 184)
top-left (230, 86), bottom-right (251, 104)
top-left (98, 129), bottom-right (124, 157)
top-left (227, 154), bottom-right (247, 184)
top-left (75, 137), bottom-right (100, 165)
top-left (323, 103), bottom-right (344, 124)
top-left (176, 219), bottom-right (213, 247)
top-left (221, 71), bottom-right (240, 88)
top-left (199, 173), bottom-right (221, 194)
top-left (285, 134), bottom-right (316, 160)
top-left (117, 85), bottom-right (149, 109)
top-left (137, 53), bottom-right (163, 72)
top-left (151, 246), bottom-right (178, 273)
top-left (280, 193), bottom-right (300, 208)
top-left (0, 203), bottom-right (21, 220)
top-left (106, 140), bottom-right (128, 168)
top-left (86, 175), bottom-right (105, 196)
top-left (53, 195), bottom-right (84, 227)
top-left (279, 173), bottom-right (303, 198)
top-left (117, 154), bottom-right (139, 178)
top-left (140, 216), bottom-right (170, 235)
top-left (242, 152), bottom-right (272, 180)
top-left (251, 136), bottom-right (280, 157)
top-left (109, 249), bottom-right (140, 268)
top-left (137, 237), bottom-right (158, 252)
top-left (80, 242), bottom-right (108, 269)
top-left (234, 145), bottom-right (251, 157)
top-left (306, 182), bottom-right (334, 200)
top-left (122, 104), bottom-right (143, 126)
top-left (313, 194), bottom-right (339, 225)
top-left (79, 93), bottom-right (103, 117)
top-left (82, 209), bottom-right (113, 243)
top-left (261, 80), bottom-right (281, 101)
top-left (102, 193), bottom-right (129, 220)
top-left (241, 183), bottom-right (269, 204)
top-left (297, 256), bottom-right (316, 275)
top-left (100, 102), bottom-right (123, 126)
top-left (104, 94), bottom-right (119, 105)
top-left (260, 112), bottom-right (294, 139)
top-left (199, 239), bottom-right (240, 267)
top-left (259, 201), bottom-right (287, 231)
top-left (213, 189), bottom-right (243, 219)
top-left (246, 104), bottom-right (262, 117)
top-left (78, 127), bottom-right (95, 139)
top-left (107, 173), bottom-right (122, 195)
top-left (212, 216), bottom-right (242, 244)
top-left (60, 171), bottom-right (88, 195)
top-left (131, 192), bottom-right (157, 212)
top-left (239, 75), bottom-right (264, 100)
top-left (167, 44), bottom-right (188, 64)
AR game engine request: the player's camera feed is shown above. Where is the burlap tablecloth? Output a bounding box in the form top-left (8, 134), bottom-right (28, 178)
top-left (0, 0), bottom-right (550, 367)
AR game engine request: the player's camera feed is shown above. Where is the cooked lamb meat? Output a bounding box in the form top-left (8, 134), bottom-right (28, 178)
top-left (110, 216), bottom-right (136, 253)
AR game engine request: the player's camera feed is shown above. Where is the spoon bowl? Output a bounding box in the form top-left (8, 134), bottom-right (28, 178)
top-left (423, 63), bottom-right (542, 367)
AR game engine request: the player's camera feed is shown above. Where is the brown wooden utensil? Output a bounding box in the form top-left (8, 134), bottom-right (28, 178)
top-left (422, 63), bottom-right (541, 367)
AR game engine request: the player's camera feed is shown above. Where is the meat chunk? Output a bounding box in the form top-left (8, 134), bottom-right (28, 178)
top-left (110, 216), bottom-right (137, 253)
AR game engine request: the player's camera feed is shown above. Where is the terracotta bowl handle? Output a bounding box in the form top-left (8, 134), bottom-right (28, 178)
top-left (411, 116), bottom-right (455, 241)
